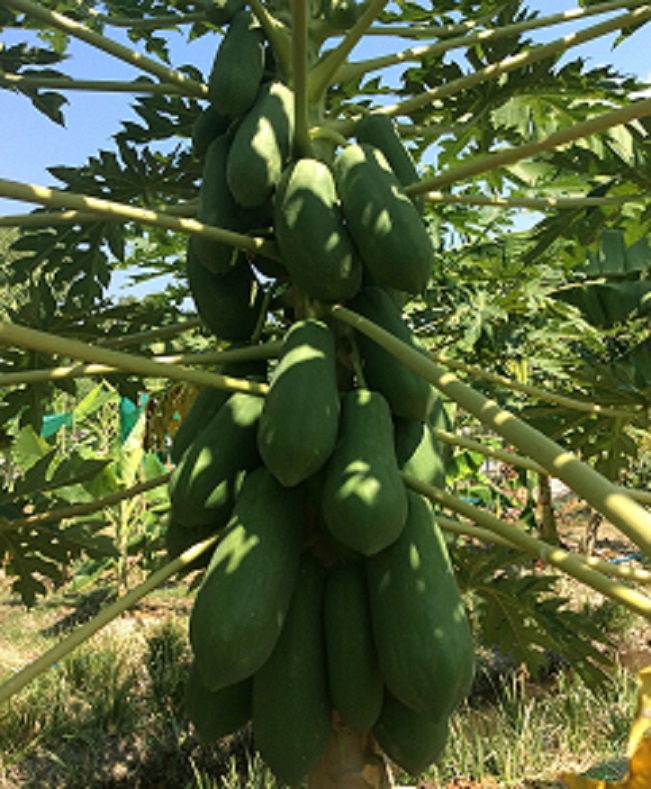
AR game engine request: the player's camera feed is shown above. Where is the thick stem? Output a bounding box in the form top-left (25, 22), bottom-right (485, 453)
top-left (408, 97), bottom-right (651, 194)
top-left (307, 0), bottom-right (390, 103)
top-left (0, 534), bottom-right (219, 704)
top-left (405, 474), bottom-right (651, 620)
top-left (329, 305), bottom-right (651, 557)
top-left (0, 321), bottom-right (269, 397)
top-left (249, 0), bottom-right (293, 77)
top-left (433, 428), bottom-right (651, 507)
top-left (2, 0), bottom-right (208, 98)
top-left (538, 474), bottom-right (560, 545)
top-left (0, 177), bottom-right (279, 260)
top-left (384, 6), bottom-right (651, 121)
top-left (0, 200), bottom-right (198, 228)
top-left (291, 0), bottom-right (312, 158)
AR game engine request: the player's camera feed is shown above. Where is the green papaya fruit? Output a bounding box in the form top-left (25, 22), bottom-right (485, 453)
top-left (186, 237), bottom-right (263, 341)
top-left (227, 81), bottom-right (294, 208)
top-left (203, 0), bottom-right (245, 26)
top-left (189, 467), bottom-right (304, 690)
top-left (258, 319), bottom-right (340, 487)
top-left (347, 286), bottom-right (436, 422)
top-left (170, 355), bottom-right (267, 465)
top-left (429, 396), bottom-right (455, 466)
top-left (194, 133), bottom-right (244, 274)
top-left (191, 104), bottom-right (231, 160)
top-left (207, 10), bottom-right (265, 118)
top-left (355, 114), bottom-right (424, 213)
top-left (321, 389), bottom-right (408, 556)
top-left (274, 158), bottom-right (362, 302)
top-left (184, 661), bottom-right (252, 742)
top-left (252, 554), bottom-right (331, 786)
top-left (372, 690), bottom-right (449, 775)
top-left (163, 513), bottom-right (218, 574)
top-left (324, 562), bottom-right (383, 732)
top-left (393, 417), bottom-right (445, 490)
top-left (168, 392), bottom-right (263, 528)
top-left (333, 143), bottom-right (433, 294)
top-left (323, 0), bottom-right (368, 29)
top-left (366, 490), bottom-right (475, 722)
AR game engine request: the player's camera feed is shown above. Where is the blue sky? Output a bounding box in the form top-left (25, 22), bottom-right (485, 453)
top-left (1, 0), bottom-right (649, 294)
top-left (1, 1), bottom-right (649, 206)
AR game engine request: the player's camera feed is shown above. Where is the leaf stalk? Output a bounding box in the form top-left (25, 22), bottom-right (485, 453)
top-left (0, 177), bottom-right (279, 260)
top-left (0, 474), bottom-right (171, 535)
top-left (329, 304), bottom-right (651, 557)
top-left (429, 351), bottom-right (644, 420)
top-left (0, 321), bottom-right (270, 396)
top-left (1, 0), bottom-right (208, 98)
top-left (405, 474), bottom-right (651, 620)
top-left (0, 535), bottom-right (218, 705)
top-left (339, 0), bottom-right (651, 82)
top-left (407, 96), bottom-right (651, 195)
top-left (384, 6), bottom-right (651, 121)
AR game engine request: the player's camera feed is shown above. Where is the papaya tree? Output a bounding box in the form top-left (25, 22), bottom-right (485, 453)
top-left (1, 0), bottom-right (651, 785)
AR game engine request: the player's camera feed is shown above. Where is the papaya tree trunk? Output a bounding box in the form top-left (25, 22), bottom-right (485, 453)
top-left (538, 473), bottom-right (559, 545)
top-left (307, 714), bottom-right (393, 789)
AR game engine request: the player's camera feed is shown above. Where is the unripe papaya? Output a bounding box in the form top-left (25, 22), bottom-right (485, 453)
top-left (274, 158), bottom-right (362, 302)
top-left (163, 514), bottom-right (218, 574)
top-left (321, 389), bottom-right (408, 556)
top-left (355, 113), bottom-right (424, 214)
top-left (394, 417), bottom-right (445, 490)
top-left (323, 0), bottom-right (368, 29)
top-left (191, 105), bottom-right (230, 160)
top-left (207, 10), bottom-right (265, 118)
top-left (168, 392), bottom-right (263, 528)
top-left (184, 661), bottom-right (251, 743)
top-left (333, 143), bottom-right (433, 293)
top-left (347, 286), bottom-right (436, 422)
top-left (324, 562), bottom-right (383, 732)
top-left (429, 396), bottom-right (455, 466)
top-left (258, 319), bottom-right (340, 487)
top-left (189, 467), bottom-right (304, 690)
top-left (227, 81), bottom-right (294, 208)
top-left (366, 490), bottom-right (475, 722)
top-left (252, 554), bottom-right (331, 786)
top-left (372, 690), bottom-right (449, 775)
top-left (203, 0), bottom-right (245, 26)
top-left (194, 133), bottom-right (243, 274)
top-left (170, 355), bottom-right (267, 465)
top-left (186, 239), bottom-right (263, 341)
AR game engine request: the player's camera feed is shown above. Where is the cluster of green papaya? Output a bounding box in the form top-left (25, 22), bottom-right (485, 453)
top-left (168, 350), bottom-right (474, 784)
top-left (165, 1), bottom-right (475, 782)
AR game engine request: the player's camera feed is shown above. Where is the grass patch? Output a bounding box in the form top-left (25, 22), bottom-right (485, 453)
top-left (419, 664), bottom-right (637, 788)
top-left (0, 578), bottom-right (644, 788)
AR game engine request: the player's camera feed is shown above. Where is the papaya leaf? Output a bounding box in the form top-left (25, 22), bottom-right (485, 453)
top-left (455, 545), bottom-right (612, 688)
top-left (585, 230), bottom-right (651, 278)
top-left (555, 282), bottom-right (651, 330)
top-left (11, 425), bottom-right (51, 470)
top-left (0, 517), bottom-right (119, 606)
